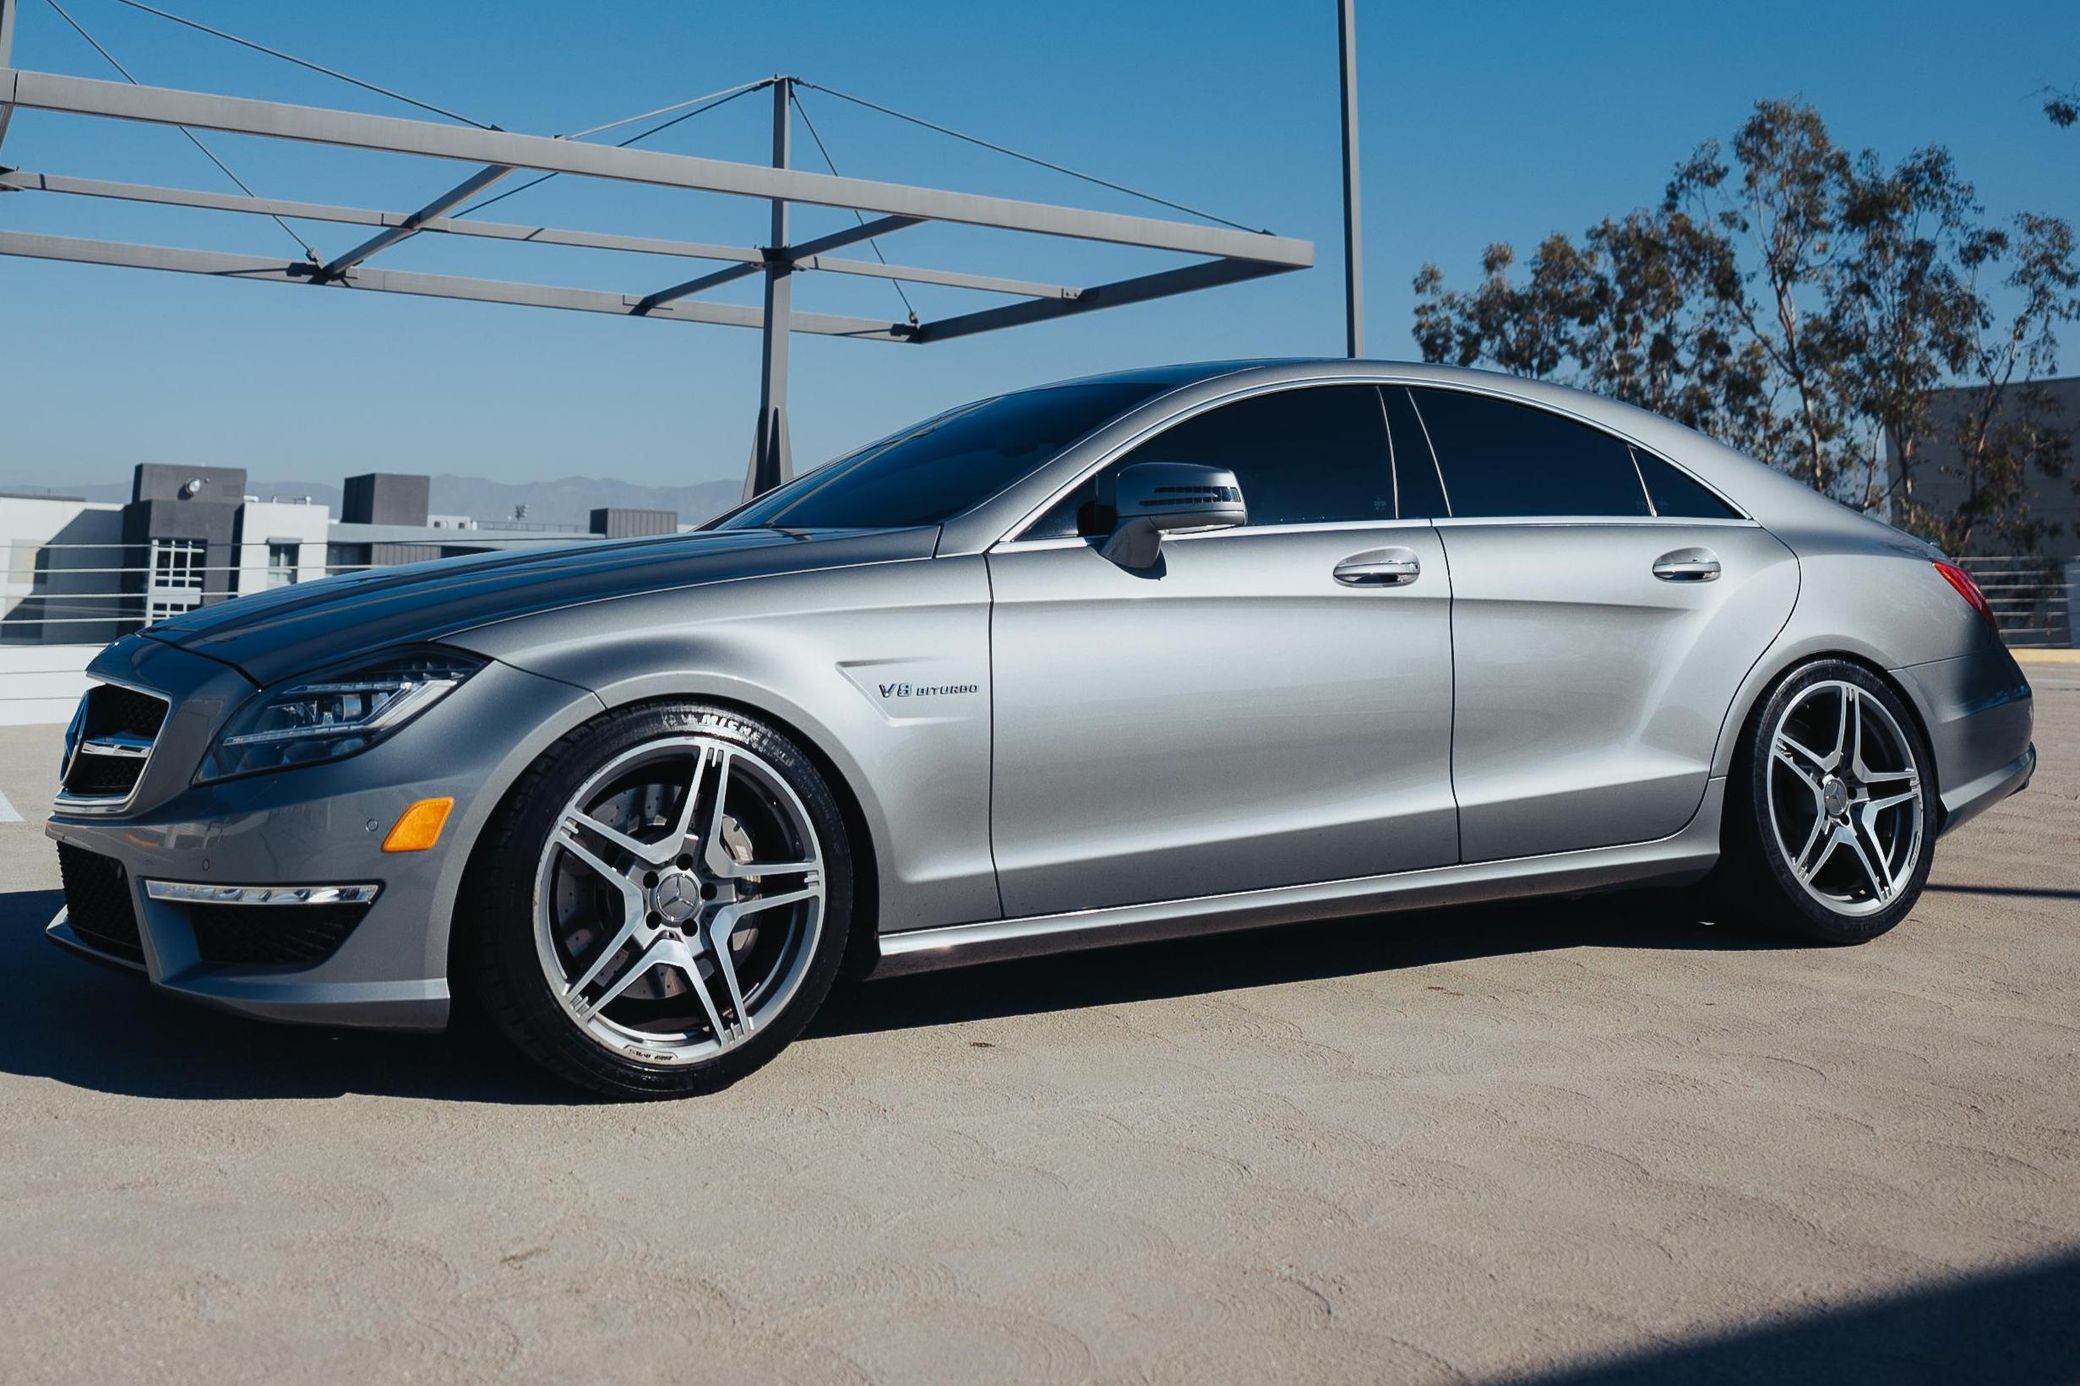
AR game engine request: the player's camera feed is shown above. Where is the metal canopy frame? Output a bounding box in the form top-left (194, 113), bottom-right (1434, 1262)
top-left (0, 9), bottom-right (1312, 496)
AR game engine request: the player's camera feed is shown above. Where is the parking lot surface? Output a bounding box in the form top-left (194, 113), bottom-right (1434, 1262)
top-left (0, 662), bottom-right (2074, 1383)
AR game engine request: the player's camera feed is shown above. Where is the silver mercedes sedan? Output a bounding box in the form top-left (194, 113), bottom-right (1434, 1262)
top-left (46, 361), bottom-right (2036, 1096)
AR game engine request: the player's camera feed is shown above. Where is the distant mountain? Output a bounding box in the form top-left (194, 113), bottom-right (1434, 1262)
top-left (69, 473), bottom-right (747, 528)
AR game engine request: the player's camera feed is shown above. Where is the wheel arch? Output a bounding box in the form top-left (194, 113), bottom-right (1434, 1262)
top-left (443, 685), bottom-right (886, 998)
top-left (1711, 644), bottom-right (1942, 818)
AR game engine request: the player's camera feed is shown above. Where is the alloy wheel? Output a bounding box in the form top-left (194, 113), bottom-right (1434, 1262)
top-left (1764, 679), bottom-right (1925, 918)
top-left (532, 735), bottom-right (825, 1065)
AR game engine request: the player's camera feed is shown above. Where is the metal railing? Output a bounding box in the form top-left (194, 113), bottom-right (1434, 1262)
top-left (1954, 556), bottom-right (2074, 648)
top-left (1, 535), bottom-right (600, 642)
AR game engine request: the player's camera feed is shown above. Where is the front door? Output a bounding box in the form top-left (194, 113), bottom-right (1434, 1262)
top-left (986, 383), bottom-right (1460, 918)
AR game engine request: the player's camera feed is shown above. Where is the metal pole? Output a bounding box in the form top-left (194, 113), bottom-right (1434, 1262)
top-left (1336, 0), bottom-right (1364, 359)
top-left (0, 0), bottom-right (18, 151)
top-left (744, 76), bottom-right (794, 500)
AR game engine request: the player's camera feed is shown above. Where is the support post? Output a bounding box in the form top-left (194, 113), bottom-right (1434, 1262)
top-left (1336, 0), bottom-right (1364, 359)
top-left (0, 0), bottom-right (18, 151)
top-left (744, 77), bottom-right (794, 501)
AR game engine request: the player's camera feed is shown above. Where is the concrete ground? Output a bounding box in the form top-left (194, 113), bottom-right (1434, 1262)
top-left (0, 663), bottom-right (2074, 1385)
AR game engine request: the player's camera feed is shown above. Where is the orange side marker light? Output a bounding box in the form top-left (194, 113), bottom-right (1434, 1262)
top-left (382, 797), bottom-right (455, 853)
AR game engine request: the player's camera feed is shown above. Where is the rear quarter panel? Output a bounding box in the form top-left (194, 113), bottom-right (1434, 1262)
top-left (1709, 523), bottom-right (2034, 814)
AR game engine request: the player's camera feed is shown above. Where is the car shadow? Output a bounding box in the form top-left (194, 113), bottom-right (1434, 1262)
top-left (0, 887), bottom-right (574, 1105)
top-left (0, 883), bottom-right (1784, 1102)
top-left (815, 887), bottom-right (1786, 1037)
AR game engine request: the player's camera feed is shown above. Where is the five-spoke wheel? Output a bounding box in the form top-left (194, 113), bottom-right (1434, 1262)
top-left (467, 703), bottom-right (852, 1097)
top-left (1708, 659), bottom-right (1935, 943)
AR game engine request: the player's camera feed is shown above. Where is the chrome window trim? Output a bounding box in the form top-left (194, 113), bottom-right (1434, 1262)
top-left (1428, 515), bottom-right (1763, 530)
top-left (990, 515), bottom-right (1437, 555)
top-left (53, 676), bottom-right (170, 818)
top-left (984, 371), bottom-right (1751, 551)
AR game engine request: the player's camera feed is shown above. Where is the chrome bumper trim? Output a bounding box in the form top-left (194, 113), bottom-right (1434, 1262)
top-left (143, 880), bottom-right (382, 907)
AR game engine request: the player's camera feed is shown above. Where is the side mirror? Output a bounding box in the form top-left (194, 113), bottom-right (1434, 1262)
top-left (1096, 462), bottom-right (1248, 568)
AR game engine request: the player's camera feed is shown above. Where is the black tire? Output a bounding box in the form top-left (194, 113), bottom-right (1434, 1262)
top-left (1702, 659), bottom-right (1936, 944)
top-left (463, 701), bottom-right (854, 1098)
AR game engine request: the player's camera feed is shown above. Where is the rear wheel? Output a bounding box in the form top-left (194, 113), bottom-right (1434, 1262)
top-left (466, 702), bottom-right (852, 1097)
top-left (1706, 660), bottom-right (1934, 943)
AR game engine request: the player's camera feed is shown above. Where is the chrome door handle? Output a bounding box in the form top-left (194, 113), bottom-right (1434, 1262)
top-left (1333, 547), bottom-right (1421, 587)
top-left (1652, 548), bottom-right (1721, 582)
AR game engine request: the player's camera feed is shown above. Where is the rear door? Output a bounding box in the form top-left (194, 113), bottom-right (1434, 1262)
top-left (1395, 385), bottom-right (1798, 862)
top-left (986, 383), bottom-right (1458, 917)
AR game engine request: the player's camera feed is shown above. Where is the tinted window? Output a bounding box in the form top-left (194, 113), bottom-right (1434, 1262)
top-left (1381, 386), bottom-right (1449, 518)
top-left (718, 382), bottom-right (1162, 530)
top-left (1025, 385), bottom-right (1393, 537)
top-left (1632, 447), bottom-right (1742, 519)
top-left (1408, 389), bottom-right (1651, 518)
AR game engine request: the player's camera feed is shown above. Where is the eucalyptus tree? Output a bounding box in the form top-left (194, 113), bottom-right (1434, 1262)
top-left (1412, 101), bottom-right (2079, 554)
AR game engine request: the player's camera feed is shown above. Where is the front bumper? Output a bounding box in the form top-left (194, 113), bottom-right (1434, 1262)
top-left (45, 637), bottom-right (603, 1030)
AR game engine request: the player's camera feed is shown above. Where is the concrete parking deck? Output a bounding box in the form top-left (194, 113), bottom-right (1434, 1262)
top-left (0, 663), bottom-right (2073, 1383)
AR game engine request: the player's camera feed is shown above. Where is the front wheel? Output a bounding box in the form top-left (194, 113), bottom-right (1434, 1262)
top-left (1705, 660), bottom-right (1936, 944)
top-left (465, 702), bottom-right (853, 1097)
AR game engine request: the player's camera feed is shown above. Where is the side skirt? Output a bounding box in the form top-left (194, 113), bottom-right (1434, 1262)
top-left (871, 779), bottom-right (1724, 978)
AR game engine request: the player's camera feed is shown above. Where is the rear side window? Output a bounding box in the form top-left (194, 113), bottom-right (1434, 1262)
top-left (1407, 389), bottom-right (1651, 519)
top-left (1026, 384), bottom-right (1394, 537)
top-left (1632, 447), bottom-right (1743, 519)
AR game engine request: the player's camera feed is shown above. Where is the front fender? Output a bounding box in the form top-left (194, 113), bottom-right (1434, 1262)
top-left (448, 555), bottom-right (1000, 933)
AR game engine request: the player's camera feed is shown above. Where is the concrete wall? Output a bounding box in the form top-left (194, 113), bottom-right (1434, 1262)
top-left (0, 495), bottom-right (132, 646)
top-left (343, 473), bottom-right (432, 527)
top-left (590, 507), bottom-right (677, 539)
top-left (233, 500), bottom-right (331, 594)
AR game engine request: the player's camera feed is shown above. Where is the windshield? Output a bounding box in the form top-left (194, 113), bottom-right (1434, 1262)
top-left (716, 382), bottom-right (1165, 531)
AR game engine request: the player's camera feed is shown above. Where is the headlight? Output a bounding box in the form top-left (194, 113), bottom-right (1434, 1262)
top-left (197, 648), bottom-right (483, 783)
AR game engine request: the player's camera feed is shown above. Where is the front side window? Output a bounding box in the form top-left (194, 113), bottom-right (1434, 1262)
top-left (1026, 385), bottom-right (1395, 538)
top-left (716, 382), bottom-right (1165, 532)
top-left (1408, 388), bottom-right (1651, 519)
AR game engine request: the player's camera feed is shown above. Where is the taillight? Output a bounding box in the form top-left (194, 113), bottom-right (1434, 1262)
top-left (1933, 561), bottom-right (1998, 628)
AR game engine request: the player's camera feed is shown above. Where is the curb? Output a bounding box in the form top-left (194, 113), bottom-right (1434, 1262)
top-left (2011, 648), bottom-right (2080, 665)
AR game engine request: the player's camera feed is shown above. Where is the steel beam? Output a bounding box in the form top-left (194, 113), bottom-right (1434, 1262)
top-left (633, 259), bottom-right (762, 314)
top-left (910, 257), bottom-right (1290, 344)
top-left (634, 214), bottom-right (921, 315)
top-left (1, 167), bottom-right (1086, 300)
top-left (0, 167), bottom-right (767, 264)
top-left (782, 214), bottom-right (921, 261)
top-left (313, 161), bottom-right (515, 280)
top-left (1, 68), bottom-right (1313, 267)
top-left (0, 230), bottom-right (910, 338)
top-left (796, 254), bottom-right (1075, 300)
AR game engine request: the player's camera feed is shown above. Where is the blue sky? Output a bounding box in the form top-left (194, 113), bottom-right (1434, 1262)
top-left (2, 0), bottom-right (2075, 491)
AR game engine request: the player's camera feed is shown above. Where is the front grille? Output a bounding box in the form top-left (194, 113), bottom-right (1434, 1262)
top-left (60, 682), bottom-right (170, 805)
top-left (188, 903), bottom-right (369, 967)
top-left (81, 684), bottom-right (168, 741)
top-left (62, 753), bottom-right (148, 797)
top-left (56, 842), bottom-right (144, 963)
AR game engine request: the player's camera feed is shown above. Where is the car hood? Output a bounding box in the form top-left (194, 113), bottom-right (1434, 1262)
top-left (143, 526), bottom-right (939, 686)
